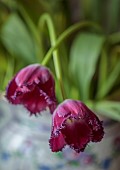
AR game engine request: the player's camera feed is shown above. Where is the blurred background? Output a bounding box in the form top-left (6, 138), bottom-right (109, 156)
top-left (0, 0), bottom-right (120, 170)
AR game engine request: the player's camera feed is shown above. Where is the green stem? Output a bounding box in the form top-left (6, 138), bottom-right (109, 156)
top-left (39, 13), bottom-right (66, 100)
top-left (42, 21), bottom-right (102, 65)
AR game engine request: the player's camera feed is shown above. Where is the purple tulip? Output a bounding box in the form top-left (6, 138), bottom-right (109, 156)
top-left (49, 99), bottom-right (104, 153)
top-left (6, 64), bottom-right (57, 115)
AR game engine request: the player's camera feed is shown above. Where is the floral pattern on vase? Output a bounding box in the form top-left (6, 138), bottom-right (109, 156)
top-left (0, 99), bottom-right (120, 170)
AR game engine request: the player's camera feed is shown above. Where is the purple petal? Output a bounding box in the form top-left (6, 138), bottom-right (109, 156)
top-left (49, 131), bottom-right (66, 152)
top-left (61, 118), bottom-right (92, 153)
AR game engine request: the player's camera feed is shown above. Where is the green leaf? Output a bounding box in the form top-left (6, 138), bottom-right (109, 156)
top-left (95, 101), bottom-right (120, 121)
top-left (1, 14), bottom-right (36, 63)
top-left (81, 0), bottom-right (103, 23)
top-left (2, 57), bottom-right (14, 90)
top-left (97, 60), bottom-right (120, 99)
top-left (108, 32), bottom-right (120, 45)
top-left (0, 53), bottom-right (7, 90)
top-left (69, 32), bottom-right (105, 101)
top-left (107, 0), bottom-right (120, 32)
top-left (97, 48), bottom-right (108, 90)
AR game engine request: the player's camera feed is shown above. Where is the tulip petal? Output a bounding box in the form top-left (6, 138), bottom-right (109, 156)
top-left (49, 131), bottom-right (66, 152)
top-left (6, 77), bottom-right (18, 104)
top-left (61, 118), bottom-right (91, 152)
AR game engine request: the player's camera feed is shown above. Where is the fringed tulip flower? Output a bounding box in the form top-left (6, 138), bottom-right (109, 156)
top-left (49, 99), bottom-right (104, 153)
top-left (6, 64), bottom-right (57, 115)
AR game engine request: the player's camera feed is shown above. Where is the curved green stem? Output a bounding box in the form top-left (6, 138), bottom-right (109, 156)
top-left (42, 21), bottom-right (102, 65)
top-left (39, 13), bottom-right (66, 100)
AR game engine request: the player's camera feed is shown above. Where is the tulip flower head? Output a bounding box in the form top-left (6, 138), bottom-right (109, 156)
top-left (49, 99), bottom-right (104, 153)
top-left (6, 64), bottom-right (57, 115)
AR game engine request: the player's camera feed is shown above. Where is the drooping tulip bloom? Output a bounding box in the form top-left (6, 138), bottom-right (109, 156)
top-left (6, 64), bottom-right (57, 115)
top-left (49, 99), bottom-right (104, 153)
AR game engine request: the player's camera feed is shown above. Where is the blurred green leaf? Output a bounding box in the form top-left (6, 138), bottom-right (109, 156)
top-left (70, 32), bottom-right (105, 101)
top-left (108, 32), bottom-right (120, 45)
top-left (108, 88), bottom-right (120, 100)
top-left (1, 14), bottom-right (36, 63)
top-left (0, 52), bottom-right (7, 90)
top-left (2, 57), bottom-right (14, 90)
top-left (97, 48), bottom-right (108, 91)
top-left (81, 0), bottom-right (103, 23)
top-left (107, 0), bottom-right (120, 32)
top-left (0, 52), bottom-right (7, 72)
top-left (95, 101), bottom-right (120, 121)
top-left (97, 55), bottom-right (120, 99)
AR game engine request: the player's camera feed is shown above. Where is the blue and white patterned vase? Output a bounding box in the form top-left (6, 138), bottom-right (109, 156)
top-left (0, 99), bottom-right (120, 170)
